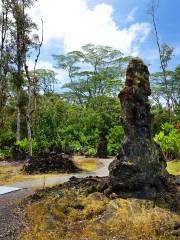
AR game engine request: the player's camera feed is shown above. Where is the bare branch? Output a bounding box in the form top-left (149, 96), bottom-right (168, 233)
top-left (34, 18), bottom-right (44, 75)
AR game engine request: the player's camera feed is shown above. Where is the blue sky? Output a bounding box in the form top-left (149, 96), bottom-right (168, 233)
top-left (29, 0), bottom-right (180, 89)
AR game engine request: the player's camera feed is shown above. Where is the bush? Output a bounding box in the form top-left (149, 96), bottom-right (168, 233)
top-left (87, 147), bottom-right (96, 157)
top-left (0, 148), bottom-right (11, 159)
top-left (154, 122), bottom-right (180, 159)
top-left (69, 141), bottom-right (82, 153)
top-left (16, 138), bottom-right (39, 153)
top-left (151, 108), bottom-right (169, 135)
top-left (108, 125), bottom-right (124, 155)
top-left (0, 129), bottom-right (15, 148)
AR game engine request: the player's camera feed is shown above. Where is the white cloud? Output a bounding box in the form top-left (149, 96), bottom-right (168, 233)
top-left (124, 7), bottom-right (138, 23)
top-left (27, 60), bottom-right (53, 71)
top-left (29, 0), bottom-right (151, 55)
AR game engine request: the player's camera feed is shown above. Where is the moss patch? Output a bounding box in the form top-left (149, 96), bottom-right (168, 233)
top-left (20, 188), bottom-right (180, 240)
top-left (167, 161), bottom-right (180, 175)
top-left (73, 156), bottom-right (99, 171)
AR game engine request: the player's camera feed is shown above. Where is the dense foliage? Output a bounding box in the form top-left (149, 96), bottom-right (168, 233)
top-left (0, 1), bottom-right (179, 159)
top-left (155, 122), bottom-right (180, 159)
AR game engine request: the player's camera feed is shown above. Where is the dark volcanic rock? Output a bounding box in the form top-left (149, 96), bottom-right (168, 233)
top-left (109, 58), bottom-right (169, 193)
top-left (24, 150), bottom-right (79, 174)
top-left (97, 129), bottom-right (108, 158)
top-left (11, 145), bottom-right (26, 161)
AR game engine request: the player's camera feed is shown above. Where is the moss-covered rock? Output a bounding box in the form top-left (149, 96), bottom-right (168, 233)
top-left (109, 58), bottom-right (169, 194)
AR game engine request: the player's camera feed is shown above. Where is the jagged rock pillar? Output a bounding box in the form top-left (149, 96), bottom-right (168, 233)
top-left (109, 58), bottom-right (168, 193)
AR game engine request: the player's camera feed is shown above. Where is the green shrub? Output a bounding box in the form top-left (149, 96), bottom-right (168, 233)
top-left (71, 141), bottom-right (82, 153)
top-left (0, 148), bottom-right (11, 159)
top-left (154, 122), bottom-right (180, 159)
top-left (16, 138), bottom-right (39, 153)
top-left (151, 108), bottom-right (169, 135)
top-left (87, 147), bottom-right (96, 157)
top-left (0, 129), bottom-right (15, 147)
top-left (0, 151), bottom-right (4, 159)
top-left (108, 125), bottom-right (124, 155)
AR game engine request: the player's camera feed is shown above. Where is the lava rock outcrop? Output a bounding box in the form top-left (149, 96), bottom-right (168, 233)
top-left (109, 58), bottom-right (168, 193)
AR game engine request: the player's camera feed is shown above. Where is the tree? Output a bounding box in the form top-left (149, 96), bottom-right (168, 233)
top-left (24, 20), bottom-right (43, 156)
top-left (148, 0), bottom-right (174, 121)
top-left (33, 94), bottom-right (69, 149)
top-left (151, 65), bottom-right (180, 122)
top-left (9, 0), bottom-right (43, 156)
top-left (11, 0), bottom-right (26, 141)
top-left (0, 0), bottom-right (11, 130)
top-left (53, 44), bottom-right (129, 104)
top-left (33, 69), bottom-right (57, 94)
top-left (171, 65), bottom-right (180, 109)
top-left (53, 44), bottom-right (128, 157)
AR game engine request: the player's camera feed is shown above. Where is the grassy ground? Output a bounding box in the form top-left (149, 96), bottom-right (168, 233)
top-left (167, 161), bottom-right (180, 175)
top-left (0, 157), bottom-right (177, 239)
top-left (0, 164), bottom-right (61, 186)
top-left (73, 156), bottom-right (101, 171)
top-left (20, 188), bottom-right (180, 240)
top-left (19, 158), bottom-right (180, 240)
top-left (0, 157), bottom-right (99, 186)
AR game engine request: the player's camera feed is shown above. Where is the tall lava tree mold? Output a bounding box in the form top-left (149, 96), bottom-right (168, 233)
top-left (109, 58), bottom-right (168, 193)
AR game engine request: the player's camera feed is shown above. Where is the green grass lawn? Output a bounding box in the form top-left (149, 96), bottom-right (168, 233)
top-left (167, 161), bottom-right (180, 175)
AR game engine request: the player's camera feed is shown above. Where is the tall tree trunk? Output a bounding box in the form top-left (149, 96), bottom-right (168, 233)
top-left (149, 1), bottom-right (172, 122)
top-left (16, 88), bottom-right (21, 141)
top-left (0, 77), bottom-right (5, 129)
top-left (0, 0), bottom-right (9, 130)
top-left (27, 113), bottom-right (32, 156)
top-left (25, 64), bottom-right (33, 157)
top-left (24, 19), bottom-right (43, 157)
